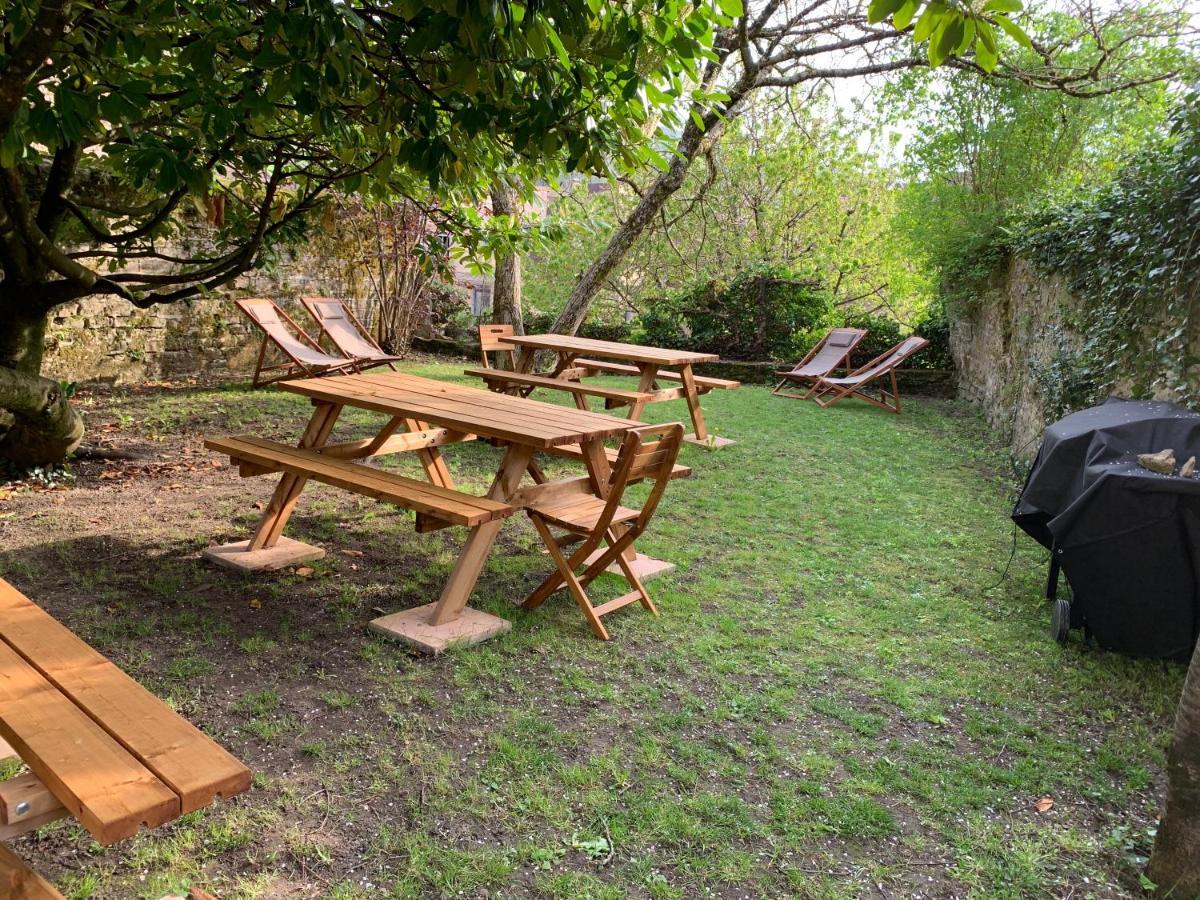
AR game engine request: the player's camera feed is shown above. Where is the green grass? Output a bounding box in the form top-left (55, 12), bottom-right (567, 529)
top-left (2, 359), bottom-right (1182, 898)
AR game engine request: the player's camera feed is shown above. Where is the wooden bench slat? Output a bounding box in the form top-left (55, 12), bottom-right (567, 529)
top-left (0, 638), bottom-right (178, 844)
top-left (541, 443), bottom-right (692, 481)
top-left (0, 583), bottom-right (251, 819)
top-left (205, 436), bottom-right (514, 526)
top-left (464, 368), bottom-right (652, 403)
top-left (575, 358), bottom-right (740, 389)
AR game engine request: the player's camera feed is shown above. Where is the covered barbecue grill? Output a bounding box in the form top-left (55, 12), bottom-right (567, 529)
top-left (1012, 397), bottom-right (1200, 660)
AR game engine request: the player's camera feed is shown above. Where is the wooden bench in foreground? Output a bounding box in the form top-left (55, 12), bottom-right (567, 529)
top-left (0, 578), bottom-right (251, 898)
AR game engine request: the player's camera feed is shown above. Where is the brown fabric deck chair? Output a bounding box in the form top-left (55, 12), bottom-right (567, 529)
top-left (522, 423), bottom-right (685, 640)
top-left (478, 323), bottom-right (518, 369)
top-left (810, 335), bottom-right (929, 413)
top-left (773, 327), bottom-right (867, 399)
top-left (236, 297), bottom-right (357, 387)
top-left (301, 296), bottom-right (402, 371)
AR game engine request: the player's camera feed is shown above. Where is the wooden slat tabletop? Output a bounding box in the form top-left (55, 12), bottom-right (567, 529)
top-left (505, 334), bottom-right (719, 366)
top-left (279, 372), bottom-right (636, 448)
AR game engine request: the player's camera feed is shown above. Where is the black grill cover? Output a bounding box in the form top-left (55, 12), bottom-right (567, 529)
top-left (1012, 397), bottom-right (1200, 660)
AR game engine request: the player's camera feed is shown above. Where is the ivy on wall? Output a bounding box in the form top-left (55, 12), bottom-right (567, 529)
top-left (1015, 90), bottom-right (1200, 416)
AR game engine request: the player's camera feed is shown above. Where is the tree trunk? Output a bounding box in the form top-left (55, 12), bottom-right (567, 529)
top-left (1148, 640), bottom-right (1200, 894)
top-left (0, 303), bottom-right (84, 467)
top-left (549, 136), bottom-right (702, 337)
top-left (549, 56), bottom-right (748, 337)
top-left (490, 181), bottom-right (524, 342)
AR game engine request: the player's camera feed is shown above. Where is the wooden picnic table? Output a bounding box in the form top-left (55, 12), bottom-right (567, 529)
top-left (503, 334), bottom-right (740, 447)
top-left (204, 372), bottom-right (644, 653)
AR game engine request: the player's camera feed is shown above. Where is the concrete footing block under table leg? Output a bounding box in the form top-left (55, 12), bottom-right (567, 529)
top-left (682, 434), bottom-right (736, 448)
top-left (202, 537), bottom-right (325, 572)
top-left (369, 603), bottom-right (512, 655)
top-left (582, 549), bottom-right (675, 580)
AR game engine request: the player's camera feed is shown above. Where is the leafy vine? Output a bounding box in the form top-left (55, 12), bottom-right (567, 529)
top-left (1014, 90), bottom-right (1200, 417)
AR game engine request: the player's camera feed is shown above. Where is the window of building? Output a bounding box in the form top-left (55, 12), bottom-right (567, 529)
top-left (470, 284), bottom-right (493, 316)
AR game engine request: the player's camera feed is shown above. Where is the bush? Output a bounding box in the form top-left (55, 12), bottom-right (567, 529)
top-left (840, 311), bottom-right (903, 369)
top-left (908, 303), bottom-right (954, 370)
top-left (523, 311), bottom-right (633, 343)
top-left (427, 280), bottom-right (471, 338)
top-left (635, 264), bottom-right (835, 360)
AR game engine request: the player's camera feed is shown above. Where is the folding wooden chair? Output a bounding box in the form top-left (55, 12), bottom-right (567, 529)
top-left (773, 327), bottom-right (867, 399)
top-left (522, 423), bottom-right (685, 640)
top-left (478, 323), bottom-right (518, 369)
top-left (810, 335), bottom-right (929, 413)
top-left (301, 296), bottom-right (402, 371)
top-left (236, 298), bottom-right (357, 388)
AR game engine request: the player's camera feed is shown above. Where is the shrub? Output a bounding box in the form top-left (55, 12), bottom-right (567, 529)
top-left (908, 303), bottom-right (954, 370)
top-left (840, 311), bottom-right (903, 369)
top-left (635, 264), bottom-right (835, 360)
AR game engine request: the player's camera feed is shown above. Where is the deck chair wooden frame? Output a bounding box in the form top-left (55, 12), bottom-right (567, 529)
top-left (522, 423), bottom-right (685, 640)
top-left (300, 296), bottom-right (401, 372)
top-left (236, 298), bottom-right (358, 388)
top-left (773, 327), bottom-right (867, 399)
top-left (478, 323), bottom-right (518, 369)
top-left (810, 335), bottom-right (929, 414)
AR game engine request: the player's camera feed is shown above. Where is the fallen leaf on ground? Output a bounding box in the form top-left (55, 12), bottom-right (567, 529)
top-left (295, 566), bottom-right (315, 577)
top-left (253, 500), bottom-right (265, 510)
top-left (1034, 796), bottom-right (1054, 813)
top-left (248, 598), bottom-right (262, 609)
top-left (342, 549), bottom-right (364, 557)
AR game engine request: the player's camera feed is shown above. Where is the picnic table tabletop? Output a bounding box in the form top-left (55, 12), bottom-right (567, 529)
top-left (279, 371), bottom-right (636, 448)
top-left (504, 333), bottom-right (719, 366)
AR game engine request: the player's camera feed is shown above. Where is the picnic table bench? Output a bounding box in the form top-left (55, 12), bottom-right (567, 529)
top-left (0, 578), bottom-right (250, 897)
top-left (204, 372), bottom-right (669, 653)
top-left (469, 333), bottom-right (740, 446)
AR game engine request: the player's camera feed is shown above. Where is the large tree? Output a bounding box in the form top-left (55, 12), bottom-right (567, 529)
top-left (0, 0), bottom-right (716, 465)
top-left (548, 0), bottom-right (1192, 336)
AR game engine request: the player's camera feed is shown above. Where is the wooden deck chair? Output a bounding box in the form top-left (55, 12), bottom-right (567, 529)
top-left (478, 323), bottom-right (518, 369)
top-left (236, 298), bottom-right (357, 388)
top-left (773, 327), bottom-right (867, 399)
top-left (522, 423), bottom-right (685, 640)
top-left (810, 335), bottom-right (929, 413)
top-left (301, 296), bottom-right (402, 371)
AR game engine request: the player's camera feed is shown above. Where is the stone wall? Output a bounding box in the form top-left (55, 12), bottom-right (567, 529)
top-left (949, 256), bottom-right (1081, 460)
top-left (41, 247), bottom-right (378, 384)
top-left (950, 255), bottom-right (1199, 461)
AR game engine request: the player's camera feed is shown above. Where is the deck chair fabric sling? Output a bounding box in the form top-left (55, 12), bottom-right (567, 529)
top-left (301, 297), bottom-right (401, 371)
top-left (522, 423), bottom-right (685, 640)
top-left (810, 335), bottom-right (929, 414)
top-left (236, 298), bottom-right (357, 387)
top-left (773, 327), bottom-right (867, 399)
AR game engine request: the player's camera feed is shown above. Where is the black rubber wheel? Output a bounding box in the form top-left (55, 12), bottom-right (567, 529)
top-left (1051, 597), bottom-right (1072, 644)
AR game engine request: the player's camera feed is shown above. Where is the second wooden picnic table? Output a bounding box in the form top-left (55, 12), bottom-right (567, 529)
top-left (204, 372), bottom-right (646, 653)
top-left (503, 334), bottom-right (740, 447)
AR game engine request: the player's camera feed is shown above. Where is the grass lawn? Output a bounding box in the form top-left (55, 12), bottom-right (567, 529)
top-left (0, 359), bottom-right (1182, 899)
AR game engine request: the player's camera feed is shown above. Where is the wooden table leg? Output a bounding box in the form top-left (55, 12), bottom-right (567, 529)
top-left (678, 365), bottom-right (735, 446)
top-left (678, 364), bottom-right (708, 440)
top-left (624, 364), bottom-right (659, 421)
top-left (369, 443), bottom-right (535, 654)
top-left (204, 402), bottom-right (342, 573)
top-left (250, 402), bottom-right (342, 549)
